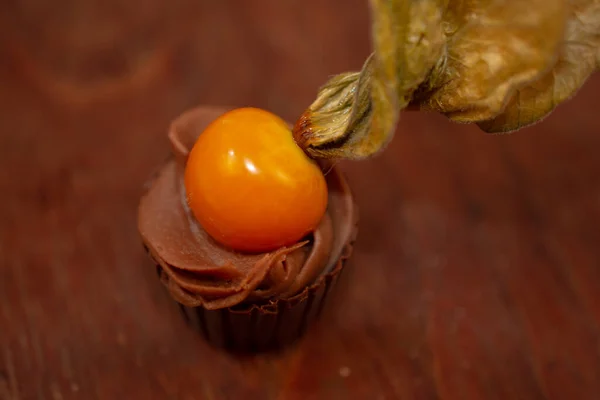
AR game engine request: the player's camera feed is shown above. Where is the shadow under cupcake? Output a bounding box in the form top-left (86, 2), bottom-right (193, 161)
top-left (138, 106), bottom-right (358, 353)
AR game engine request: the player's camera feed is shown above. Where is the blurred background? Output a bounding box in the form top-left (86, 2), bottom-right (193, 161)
top-left (1, 0), bottom-right (370, 127)
top-left (2, 1), bottom-right (600, 399)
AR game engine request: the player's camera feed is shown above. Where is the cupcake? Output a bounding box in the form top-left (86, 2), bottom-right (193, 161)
top-left (138, 106), bottom-right (357, 352)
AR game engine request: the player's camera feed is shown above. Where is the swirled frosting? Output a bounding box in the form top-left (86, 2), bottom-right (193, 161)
top-left (138, 107), bottom-right (356, 310)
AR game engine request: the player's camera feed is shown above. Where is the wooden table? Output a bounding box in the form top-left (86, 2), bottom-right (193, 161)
top-left (2, 1), bottom-right (600, 399)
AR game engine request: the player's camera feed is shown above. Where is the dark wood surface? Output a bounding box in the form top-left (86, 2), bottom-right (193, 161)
top-left (2, 1), bottom-right (600, 399)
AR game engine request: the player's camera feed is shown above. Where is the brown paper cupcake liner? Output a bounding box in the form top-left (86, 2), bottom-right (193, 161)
top-left (146, 232), bottom-right (355, 353)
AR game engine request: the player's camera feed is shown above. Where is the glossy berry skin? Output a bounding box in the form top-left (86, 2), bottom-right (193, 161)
top-left (184, 107), bottom-right (328, 253)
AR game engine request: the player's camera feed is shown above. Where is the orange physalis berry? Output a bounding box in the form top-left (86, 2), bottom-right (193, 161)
top-left (184, 107), bottom-right (328, 253)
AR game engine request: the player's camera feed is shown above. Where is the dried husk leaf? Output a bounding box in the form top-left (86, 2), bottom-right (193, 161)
top-left (295, 0), bottom-right (600, 159)
top-left (478, 0), bottom-right (600, 132)
top-left (419, 0), bottom-right (567, 122)
top-left (292, 56), bottom-right (377, 159)
top-left (293, 0), bottom-right (447, 159)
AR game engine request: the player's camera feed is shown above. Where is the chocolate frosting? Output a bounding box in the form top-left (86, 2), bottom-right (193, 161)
top-left (138, 107), bottom-right (356, 310)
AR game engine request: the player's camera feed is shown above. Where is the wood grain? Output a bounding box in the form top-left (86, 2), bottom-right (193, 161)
top-left (1, 1), bottom-right (600, 399)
